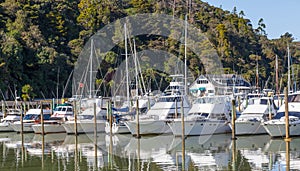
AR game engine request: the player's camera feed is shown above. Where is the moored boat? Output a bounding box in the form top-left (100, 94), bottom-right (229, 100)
top-left (10, 108), bottom-right (51, 133)
top-left (263, 92), bottom-right (300, 137)
top-left (168, 95), bottom-right (232, 136)
top-left (234, 96), bottom-right (277, 135)
top-left (0, 108), bottom-right (22, 132)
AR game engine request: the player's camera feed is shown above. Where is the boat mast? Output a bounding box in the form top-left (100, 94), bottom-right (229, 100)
top-left (256, 58), bottom-right (259, 91)
top-left (89, 39), bottom-right (93, 98)
top-left (124, 24), bottom-right (130, 109)
top-left (184, 14), bottom-right (188, 96)
top-left (133, 39), bottom-right (139, 98)
top-left (275, 55), bottom-right (279, 95)
top-left (288, 45), bottom-right (291, 93)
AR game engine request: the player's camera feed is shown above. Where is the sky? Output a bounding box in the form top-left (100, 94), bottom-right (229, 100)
top-left (203, 0), bottom-right (300, 41)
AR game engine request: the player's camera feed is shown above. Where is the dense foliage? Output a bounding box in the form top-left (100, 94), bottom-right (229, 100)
top-left (0, 0), bottom-right (299, 100)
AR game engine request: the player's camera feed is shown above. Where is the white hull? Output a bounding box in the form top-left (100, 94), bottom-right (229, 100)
top-left (62, 120), bottom-right (106, 134)
top-left (11, 122), bottom-right (35, 133)
top-left (0, 123), bottom-right (14, 132)
top-left (32, 124), bottom-right (66, 134)
top-left (105, 122), bottom-right (130, 134)
top-left (125, 119), bottom-right (172, 135)
top-left (263, 123), bottom-right (300, 137)
top-left (168, 120), bottom-right (231, 136)
top-left (234, 121), bottom-right (267, 135)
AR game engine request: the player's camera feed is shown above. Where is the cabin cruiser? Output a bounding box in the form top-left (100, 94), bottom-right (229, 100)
top-left (0, 108), bottom-right (22, 132)
top-left (263, 92), bottom-right (300, 137)
top-left (125, 75), bottom-right (190, 135)
top-left (234, 97), bottom-right (277, 135)
top-left (32, 103), bottom-right (74, 134)
top-left (10, 108), bottom-right (51, 133)
top-left (168, 95), bottom-right (232, 136)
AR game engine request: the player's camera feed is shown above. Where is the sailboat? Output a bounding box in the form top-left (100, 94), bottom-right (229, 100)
top-left (105, 24), bottom-right (156, 134)
top-left (125, 15), bottom-right (191, 135)
top-left (63, 39), bottom-right (108, 134)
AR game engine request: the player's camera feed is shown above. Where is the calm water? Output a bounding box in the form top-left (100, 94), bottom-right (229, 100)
top-left (0, 132), bottom-right (299, 171)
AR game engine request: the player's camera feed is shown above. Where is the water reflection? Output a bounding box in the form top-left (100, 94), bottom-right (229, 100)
top-left (0, 132), bottom-right (300, 170)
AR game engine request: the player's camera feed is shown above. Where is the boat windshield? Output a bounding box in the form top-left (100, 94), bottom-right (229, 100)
top-left (273, 112), bottom-right (300, 119)
top-left (23, 114), bottom-right (51, 120)
top-left (194, 97), bottom-right (228, 104)
top-left (158, 96), bottom-right (182, 102)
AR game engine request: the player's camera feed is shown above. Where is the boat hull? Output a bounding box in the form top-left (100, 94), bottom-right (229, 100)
top-left (125, 119), bottom-right (172, 135)
top-left (0, 123), bottom-right (14, 132)
top-left (11, 122), bottom-right (34, 133)
top-left (105, 122), bottom-right (130, 134)
top-left (168, 120), bottom-right (231, 136)
top-left (234, 121), bottom-right (267, 135)
top-left (32, 124), bottom-right (66, 134)
top-left (62, 120), bottom-right (105, 134)
top-left (263, 123), bottom-right (300, 137)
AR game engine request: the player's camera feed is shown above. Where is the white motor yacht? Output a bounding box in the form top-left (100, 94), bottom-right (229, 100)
top-left (234, 96), bottom-right (277, 135)
top-left (263, 92), bottom-right (300, 137)
top-left (125, 75), bottom-right (190, 135)
top-left (0, 108), bottom-right (22, 132)
top-left (168, 95), bottom-right (232, 136)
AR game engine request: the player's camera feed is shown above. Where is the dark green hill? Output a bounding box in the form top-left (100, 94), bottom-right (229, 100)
top-left (0, 0), bottom-right (298, 100)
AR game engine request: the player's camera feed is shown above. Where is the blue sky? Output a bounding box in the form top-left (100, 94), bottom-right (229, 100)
top-left (203, 0), bottom-right (300, 40)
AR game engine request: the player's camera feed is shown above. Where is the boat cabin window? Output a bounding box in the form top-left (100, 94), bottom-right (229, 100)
top-left (158, 97), bottom-right (182, 102)
top-left (273, 112), bottom-right (300, 119)
top-left (166, 113), bottom-right (182, 119)
top-left (195, 97), bottom-right (228, 104)
top-left (196, 80), bottom-right (209, 84)
top-left (292, 94), bottom-right (300, 102)
top-left (260, 99), bottom-right (268, 105)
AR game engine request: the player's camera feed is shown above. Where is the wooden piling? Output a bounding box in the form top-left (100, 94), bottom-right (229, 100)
top-left (73, 101), bottom-right (78, 135)
top-left (285, 139), bottom-right (290, 171)
top-left (284, 87), bottom-right (290, 141)
top-left (136, 99), bottom-right (140, 138)
top-left (181, 96), bottom-right (185, 170)
top-left (93, 101), bottom-right (98, 170)
top-left (109, 100), bottom-right (113, 135)
top-left (231, 138), bottom-right (237, 171)
top-left (40, 101), bottom-right (44, 135)
top-left (94, 102), bottom-right (97, 136)
top-left (21, 103), bottom-right (24, 134)
top-left (42, 133), bottom-right (45, 169)
top-left (231, 99), bottom-right (237, 140)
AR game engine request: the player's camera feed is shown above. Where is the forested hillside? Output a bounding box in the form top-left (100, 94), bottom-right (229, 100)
top-left (0, 0), bottom-right (299, 100)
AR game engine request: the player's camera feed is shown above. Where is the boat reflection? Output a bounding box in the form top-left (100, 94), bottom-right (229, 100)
top-left (1, 132), bottom-right (300, 170)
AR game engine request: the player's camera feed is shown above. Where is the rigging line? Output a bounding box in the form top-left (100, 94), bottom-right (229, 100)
top-left (61, 70), bottom-right (74, 99)
top-left (136, 51), bottom-right (147, 94)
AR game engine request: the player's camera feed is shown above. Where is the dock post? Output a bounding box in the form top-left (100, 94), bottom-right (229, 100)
top-left (109, 100), bottom-right (113, 135)
top-left (136, 99), bottom-right (140, 138)
top-left (231, 99), bottom-right (237, 140)
top-left (93, 101), bottom-right (97, 170)
top-left (284, 87), bottom-right (291, 141)
top-left (73, 100), bottom-right (78, 135)
top-left (41, 101), bottom-right (44, 135)
top-left (94, 101), bottom-right (97, 136)
top-left (285, 139), bottom-right (290, 171)
top-left (181, 96), bottom-right (185, 170)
